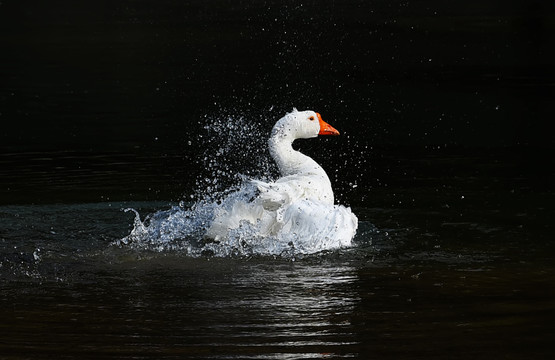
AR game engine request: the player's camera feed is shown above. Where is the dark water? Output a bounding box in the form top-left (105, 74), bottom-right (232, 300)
top-left (2, 0), bottom-right (555, 358)
top-left (1, 149), bottom-right (554, 359)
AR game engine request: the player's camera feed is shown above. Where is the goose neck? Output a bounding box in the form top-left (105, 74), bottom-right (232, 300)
top-left (268, 134), bottom-right (302, 175)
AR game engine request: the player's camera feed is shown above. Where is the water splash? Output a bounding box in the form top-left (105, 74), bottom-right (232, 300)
top-left (113, 182), bottom-right (302, 257)
top-left (115, 112), bottom-right (355, 258)
top-left (192, 112), bottom-right (276, 203)
top-left (114, 180), bottom-right (358, 257)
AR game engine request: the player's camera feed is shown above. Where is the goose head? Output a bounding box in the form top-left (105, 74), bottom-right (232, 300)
top-left (272, 109), bottom-right (340, 141)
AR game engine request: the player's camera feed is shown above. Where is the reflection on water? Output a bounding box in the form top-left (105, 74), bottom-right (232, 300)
top-left (1, 192), bottom-right (554, 359)
top-left (1, 252), bottom-right (361, 359)
top-left (204, 263), bottom-right (360, 358)
top-left (2, 247), bottom-right (555, 359)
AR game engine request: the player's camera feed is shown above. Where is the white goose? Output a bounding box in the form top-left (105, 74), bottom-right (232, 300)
top-left (205, 109), bottom-right (358, 252)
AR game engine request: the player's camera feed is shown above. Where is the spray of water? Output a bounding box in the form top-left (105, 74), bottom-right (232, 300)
top-left (113, 112), bottom-right (289, 257)
top-left (113, 110), bottom-right (363, 258)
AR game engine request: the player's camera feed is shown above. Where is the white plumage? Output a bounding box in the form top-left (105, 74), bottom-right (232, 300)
top-left (205, 109), bottom-right (358, 252)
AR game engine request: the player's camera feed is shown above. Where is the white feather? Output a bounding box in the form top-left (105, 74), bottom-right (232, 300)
top-left (205, 110), bottom-right (358, 251)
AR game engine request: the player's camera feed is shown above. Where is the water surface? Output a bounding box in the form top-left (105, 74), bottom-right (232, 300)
top-left (1, 150), bottom-right (553, 359)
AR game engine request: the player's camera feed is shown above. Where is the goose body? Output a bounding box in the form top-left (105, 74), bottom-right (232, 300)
top-left (205, 109), bottom-right (358, 252)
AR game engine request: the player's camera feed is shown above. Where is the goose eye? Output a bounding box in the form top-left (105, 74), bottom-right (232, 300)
top-left (309, 116), bottom-right (315, 121)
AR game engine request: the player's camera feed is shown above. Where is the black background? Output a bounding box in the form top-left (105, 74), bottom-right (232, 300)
top-left (1, 0), bottom-right (554, 203)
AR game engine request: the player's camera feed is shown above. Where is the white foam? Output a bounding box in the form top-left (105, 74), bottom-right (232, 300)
top-left (114, 111), bottom-right (357, 258)
top-left (114, 182), bottom-right (353, 257)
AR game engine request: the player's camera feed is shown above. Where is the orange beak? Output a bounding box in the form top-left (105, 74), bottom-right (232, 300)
top-left (317, 113), bottom-right (340, 136)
